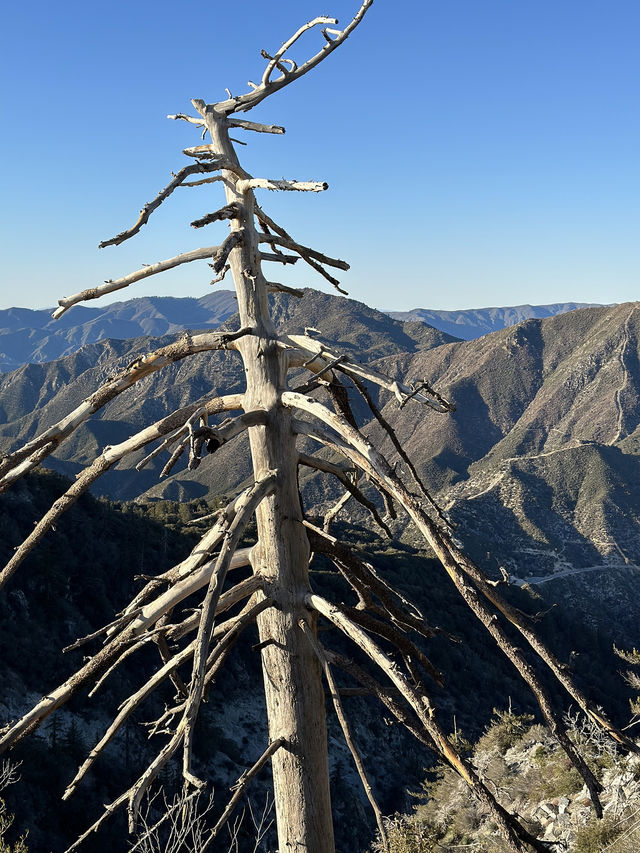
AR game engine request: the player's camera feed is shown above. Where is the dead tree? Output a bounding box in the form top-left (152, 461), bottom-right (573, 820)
top-left (0, 4), bottom-right (636, 852)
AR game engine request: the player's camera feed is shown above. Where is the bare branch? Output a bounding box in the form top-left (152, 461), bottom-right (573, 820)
top-left (0, 395), bottom-right (244, 591)
top-left (349, 372), bottom-right (452, 528)
top-left (0, 631), bottom-right (139, 754)
top-left (211, 230), bottom-right (244, 273)
top-left (298, 452), bottom-right (391, 537)
top-left (200, 738), bottom-right (286, 851)
top-left (167, 112), bottom-right (205, 126)
top-left (299, 619), bottom-right (387, 849)
top-left (236, 178), bottom-right (328, 194)
top-left (126, 552), bottom-right (258, 642)
top-left (149, 596), bottom-right (273, 735)
top-left (258, 233), bottom-right (349, 271)
top-left (181, 149), bottom-right (248, 177)
top-left (64, 596), bottom-right (269, 802)
top-left (0, 332), bottom-right (248, 489)
top-left (182, 473), bottom-right (277, 786)
top-left (266, 281), bottom-right (305, 297)
top-left (329, 651), bottom-right (437, 751)
top-left (307, 528), bottom-right (441, 643)
top-left (227, 117), bottom-right (285, 135)
top-left (291, 393), bottom-right (637, 768)
top-left (281, 336), bottom-right (455, 412)
top-left (259, 251), bottom-right (299, 265)
top-left (211, 2), bottom-right (374, 115)
top-left (255, 203), bottom-right (349, 293)
top-left (180, 176), bottom-right (225, 188)
top-left (321, 490), bottom-right (351, 533)
top-left (53, 247), bottom-right (222, 318)
top-left (99, 162), bottom-right (228, 248)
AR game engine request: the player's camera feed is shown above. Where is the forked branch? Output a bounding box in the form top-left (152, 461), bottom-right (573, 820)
top-left (209, 1), bottom-right (374, 115)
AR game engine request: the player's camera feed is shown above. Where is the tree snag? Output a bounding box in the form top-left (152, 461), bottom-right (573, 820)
top-left (0, 4), bottom-right (634, 852)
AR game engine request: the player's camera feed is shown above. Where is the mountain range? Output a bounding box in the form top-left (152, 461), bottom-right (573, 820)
top-left (386, 302), bottom-right (603, 340)
top-left (0, 290), bottom-right (638, 582)
top-left (0, 295), bottom-right (602, 373)
top-left (0, 292), bottom-right (238, 373)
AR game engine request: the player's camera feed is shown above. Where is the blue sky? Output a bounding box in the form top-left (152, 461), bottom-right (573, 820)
top-left (1, 0), bottom-right (638, 313)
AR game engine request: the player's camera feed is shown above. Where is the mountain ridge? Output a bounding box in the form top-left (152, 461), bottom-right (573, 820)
top-left (0, 294), bottom-right (606, 372)
top-left (387, 301), bottom-right (606, 340)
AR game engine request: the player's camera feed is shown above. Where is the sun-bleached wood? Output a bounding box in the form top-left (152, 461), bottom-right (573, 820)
top-left (53, 247), bottom-right (222, 318)
top-left (0, 4), bottom-right (626, 852)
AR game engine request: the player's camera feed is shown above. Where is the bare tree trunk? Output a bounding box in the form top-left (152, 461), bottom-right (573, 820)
top-left (205, 110), bottom-right (335, 853)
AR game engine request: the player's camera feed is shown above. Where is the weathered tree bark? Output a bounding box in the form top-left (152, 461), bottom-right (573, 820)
top-left (202, 109), bottom-right (335, 852)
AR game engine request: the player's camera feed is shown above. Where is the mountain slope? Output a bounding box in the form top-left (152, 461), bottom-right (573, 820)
top-left (0, 295), bottom-right (602, 372)
top-left (370, 303), bottom-right (640, 576)
top-left (2, 295), bottom-right (640, 582)
top-left (0, 290), bottom-right (454, 501)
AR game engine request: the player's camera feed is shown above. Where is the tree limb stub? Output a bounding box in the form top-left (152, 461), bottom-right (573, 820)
top-left (190, 203), bottom-right (241, 229)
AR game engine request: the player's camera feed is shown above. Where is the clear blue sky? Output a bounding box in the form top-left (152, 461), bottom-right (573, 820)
top-left (1, 0), bottom-right (638, 312)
